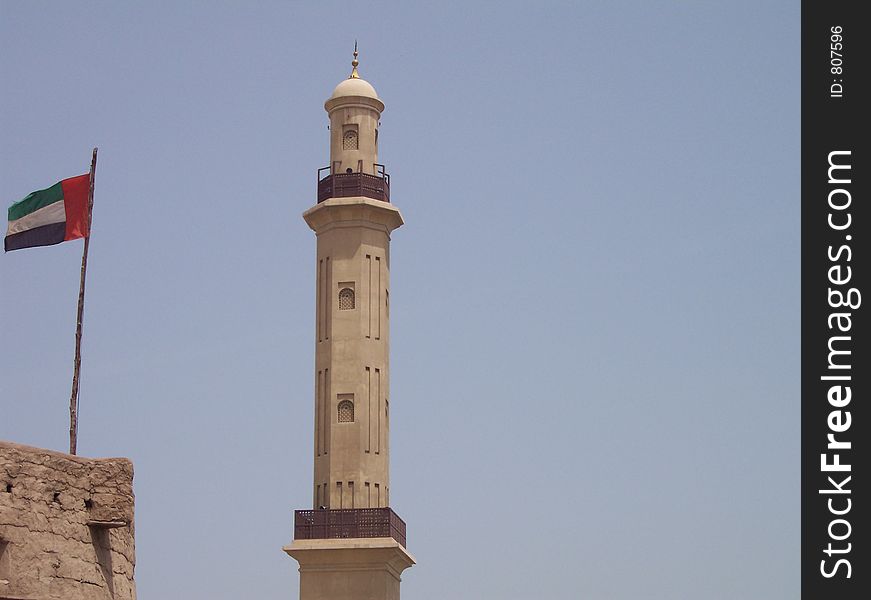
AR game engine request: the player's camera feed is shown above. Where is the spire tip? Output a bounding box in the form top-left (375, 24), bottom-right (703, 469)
top-left (350, 41), bottom-right (360, 78)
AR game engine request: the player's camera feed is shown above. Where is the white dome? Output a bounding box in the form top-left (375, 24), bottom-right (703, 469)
top-left (329, 77), bottom-right (379, 100)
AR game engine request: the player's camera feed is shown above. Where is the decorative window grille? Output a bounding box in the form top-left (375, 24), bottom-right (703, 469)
top-left (339, 287), bottom-right (355, 310)
top-left (338, 400), bottom-right (354, 423)
top-left (343, 130), bottom-right (358, 150)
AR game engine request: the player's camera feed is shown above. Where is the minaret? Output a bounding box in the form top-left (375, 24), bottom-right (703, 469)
top-left (284, 49), bottom-right (414, 600)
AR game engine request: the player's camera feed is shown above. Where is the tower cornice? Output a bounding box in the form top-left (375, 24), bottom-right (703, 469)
top-left (325, 95), bottom-right (385, 114)
top-left (303, 197), bottom-right (404, 235)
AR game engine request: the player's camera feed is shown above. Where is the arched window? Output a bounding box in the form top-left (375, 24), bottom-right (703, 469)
top-left (343, 130), bottom-right (358, 150)
top-left (338, 400), bottom-right (354, 423)
top-left (339, 287), bottom-right (355, 310)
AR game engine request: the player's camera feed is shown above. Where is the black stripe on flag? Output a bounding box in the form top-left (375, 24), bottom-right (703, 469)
top-left (4, 222), bottom-right (67, 252)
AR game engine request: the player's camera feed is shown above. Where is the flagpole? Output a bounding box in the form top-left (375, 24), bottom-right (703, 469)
top-left (69, 147), bottom-right (98, 455)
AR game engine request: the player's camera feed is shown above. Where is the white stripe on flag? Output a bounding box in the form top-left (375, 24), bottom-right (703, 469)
top-left (6, 199), bottom-right (66, 235)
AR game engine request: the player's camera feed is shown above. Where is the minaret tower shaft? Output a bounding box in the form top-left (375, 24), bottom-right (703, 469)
top-left (306, 46), bottom-right (401, 511)
top-left (285, 50), bottom-right (414, 600)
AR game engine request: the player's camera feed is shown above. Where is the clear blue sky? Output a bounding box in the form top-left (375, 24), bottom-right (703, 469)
top-left (1, 2), bottom-right (799, 598)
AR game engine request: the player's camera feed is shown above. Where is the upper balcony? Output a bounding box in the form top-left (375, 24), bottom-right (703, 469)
top-left (317, 166), bottom-right (390, 204)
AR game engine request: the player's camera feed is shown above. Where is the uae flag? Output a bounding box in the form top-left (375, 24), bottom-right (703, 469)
top-left (5, 174), bottom-right (90, 252)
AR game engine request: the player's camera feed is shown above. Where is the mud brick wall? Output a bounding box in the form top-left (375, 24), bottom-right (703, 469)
top-left (0, 441), bottom-right (135, 600)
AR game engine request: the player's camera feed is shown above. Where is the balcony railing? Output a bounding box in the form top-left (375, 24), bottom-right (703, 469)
top-left (317, 169), bottom-right (390, 204)
top-left (294, 507), bottom-right (407, 548)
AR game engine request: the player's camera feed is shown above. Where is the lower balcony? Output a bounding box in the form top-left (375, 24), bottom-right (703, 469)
top-left (294, 507), bottom-right (407, 548)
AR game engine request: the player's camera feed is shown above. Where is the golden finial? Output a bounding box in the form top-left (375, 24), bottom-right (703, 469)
top-left (350, 41), bottom-right (360, 79)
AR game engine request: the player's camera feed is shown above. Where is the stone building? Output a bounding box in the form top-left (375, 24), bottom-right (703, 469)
top-left (284, 50), bottom-right (415, 600)
top-left (0, 441), bottom-right (135, 600)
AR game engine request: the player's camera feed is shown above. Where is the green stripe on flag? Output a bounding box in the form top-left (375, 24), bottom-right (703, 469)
top-left (7, 182), bottom-right (64, 221)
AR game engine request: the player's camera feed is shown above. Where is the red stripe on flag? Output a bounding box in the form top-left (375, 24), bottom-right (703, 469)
top-left (61, 174), bottom-right (90, 241)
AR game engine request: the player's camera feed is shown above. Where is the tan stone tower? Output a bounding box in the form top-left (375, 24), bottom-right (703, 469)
top-left (284, 49), bottom-right (414, 600)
